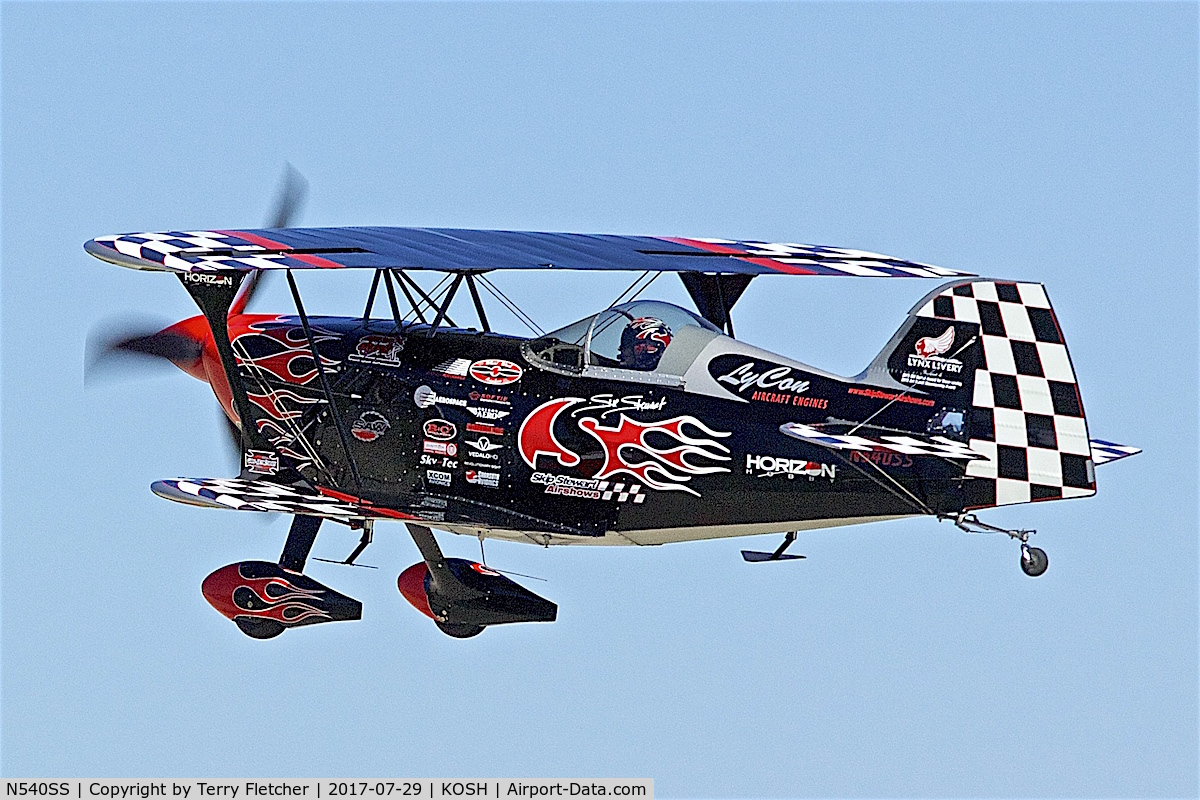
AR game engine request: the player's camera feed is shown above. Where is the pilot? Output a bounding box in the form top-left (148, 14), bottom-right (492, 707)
top-left (619, 317), bottom-right (673, 371)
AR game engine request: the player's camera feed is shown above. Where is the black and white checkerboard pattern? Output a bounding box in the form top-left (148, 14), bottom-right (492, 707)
top-left (596, 480), bottom-right (646, 504)
top-left (917, 280), bottom-right (1096, 506)
top-left (780, 422), bottom-right (983, 460)
top-left (94, 231), bottom-right (304, 272)
top-left (151, 478), bottom-right (434, 521)
top-left (688, 239), bottom-right (973, 278)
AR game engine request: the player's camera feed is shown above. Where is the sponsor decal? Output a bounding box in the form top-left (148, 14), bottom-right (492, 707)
top-left (847, 386), bottom-right (936, 408)
top-left (518, 397), bottom-right (730, 496)
top-left (530, 471), bottom-right (646, 503)
top-left (748, 391), bottom-right (828, 409)
top-left (351, 411), bottom-right (391, 442)
top-left (898, 325), bottom-right (967, 392)
top-left (423, 418), bottom-right (457, 441)
top-left (573, 393), bottom-right (667, 418)
top-left (426, 470), bottom-right (452, 487)
top-left (710, 357), bottom-right (823, 406)
top-left (466, 469), bottom-right (500, 488)
top-left (469, 359), bottom-right (523, 386)
top-left (849, 450), bottom-right (915, 469)
top-left (244, 449), bottom-right (279, 475)
top-left (423, 440), bottom-right (459, 457)
top-left (432, 358), bottom-right (471, 379)
top-left (421, 454), bottom-right (458, 468)
top-left (470, 562), bottom-right (501, 576)
top-left (182, 272), bottom-right (235, 287)
top-left (466, 422), bottom-right (505, 436)
top-left (469, 390), bottom-right (511, 405)
top-left (745, 454), bottom-right (836, 480)
top-left (468, 406), bottom-right (510, 420)
top-left (414, 385), bottom-right (467, 409)
top-left (464, 435), bottom-right (503, 453)
top-left (349, 334), bottom-right (404, 366)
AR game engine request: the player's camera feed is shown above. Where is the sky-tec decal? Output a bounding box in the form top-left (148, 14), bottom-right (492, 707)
top-left (519, 397), bottom-right (730, 496)
top-left (745, 454), bottom-right (836, 480)
top-left (469, 359), bottom-right (523, 386)
top-left (349, 334), bottom-right (404, 367)
top-left (351, 411), bottom-right (390, 442)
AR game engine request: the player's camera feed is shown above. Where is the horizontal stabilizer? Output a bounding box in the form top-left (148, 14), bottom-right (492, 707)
top-left (151, 477), bottom-right (440, 522)
top-left (1089, 439), bottom-right (1141, 466)
top-left (780, 422), bottom-right (983, 461)
top-left (741, 551), bottom-right (807, 563)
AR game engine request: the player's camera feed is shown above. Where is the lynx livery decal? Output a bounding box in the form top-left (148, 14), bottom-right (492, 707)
top-left (519, 398), bottom-right (731, 496)
top-left (894, 323), bottom-right (974, 392)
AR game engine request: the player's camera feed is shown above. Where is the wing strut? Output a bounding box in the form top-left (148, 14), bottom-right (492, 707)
top-left (285, 270), bottom-right (363, 490)
top-left (464, 274), bottom-right (491, 332)
top-left (678, 273), bottom-right (754, 337)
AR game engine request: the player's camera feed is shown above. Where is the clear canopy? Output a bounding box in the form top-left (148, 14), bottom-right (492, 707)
top-left (528, 300), bottom-right (719, 374)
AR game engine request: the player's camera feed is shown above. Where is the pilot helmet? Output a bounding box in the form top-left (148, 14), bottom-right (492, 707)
top-left (619, 316), bottom-right (673, 370)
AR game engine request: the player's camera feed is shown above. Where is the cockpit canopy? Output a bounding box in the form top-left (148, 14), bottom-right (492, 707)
top-left (525, 300), bottom-right (721, 379)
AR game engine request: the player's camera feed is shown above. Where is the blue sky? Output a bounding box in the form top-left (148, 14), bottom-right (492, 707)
top-left (2, 2), bottom-right (1196, 796)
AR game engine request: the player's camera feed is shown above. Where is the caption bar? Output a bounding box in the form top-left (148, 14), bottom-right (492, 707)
top-left (5, 782), bottom-right (651, 800)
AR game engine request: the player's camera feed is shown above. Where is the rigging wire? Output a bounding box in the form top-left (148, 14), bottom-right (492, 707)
top-left (476, 274), bottom-right (545, 336)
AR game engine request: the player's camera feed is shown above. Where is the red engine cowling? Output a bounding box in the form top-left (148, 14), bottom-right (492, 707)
top-left (202, 561), bottom-right (362, 639)
top-left (397, 558), bottom-right (557, 638)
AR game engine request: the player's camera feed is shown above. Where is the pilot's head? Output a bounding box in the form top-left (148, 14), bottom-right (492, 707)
top-left (619, 317), bottom-right (673, 371)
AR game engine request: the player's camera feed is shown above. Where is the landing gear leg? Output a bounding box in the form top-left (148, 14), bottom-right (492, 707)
top-left (943, 513), bottom-right (1048, 578)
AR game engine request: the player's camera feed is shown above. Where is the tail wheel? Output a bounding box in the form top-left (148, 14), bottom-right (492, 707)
top-left (1020, 545), bottom-right (1049, 577)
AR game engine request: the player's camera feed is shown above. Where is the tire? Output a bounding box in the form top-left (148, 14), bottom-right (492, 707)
top-left (1021, 546), bottom-right (1049, 577)
top-left (234, 616), bottom-right (286, 639)
top-left (436, 620), bottom-right (486, 639)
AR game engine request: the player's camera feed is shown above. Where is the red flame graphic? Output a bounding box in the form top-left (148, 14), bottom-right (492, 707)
top-left (202, 564), bottom-right (330, 625)
top-left (578, 415), bottom-right (730, 495)
top-left (518, 397), bottom-right (731, 495)
top-left (231, 320), bottom-right (340, 385)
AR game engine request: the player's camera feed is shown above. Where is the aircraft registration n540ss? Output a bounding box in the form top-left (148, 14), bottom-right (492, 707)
top-left (86, 224), bottom-right (1140, 639)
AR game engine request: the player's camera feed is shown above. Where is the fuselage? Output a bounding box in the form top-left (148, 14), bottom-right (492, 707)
top-left (161, 304), bottom-right (978, 546)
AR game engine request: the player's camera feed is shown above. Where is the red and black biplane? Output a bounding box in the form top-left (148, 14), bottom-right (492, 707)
top-left (86, 204), bottom-right (1139, 639)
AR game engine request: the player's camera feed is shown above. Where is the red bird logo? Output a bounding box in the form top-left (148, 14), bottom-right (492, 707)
top-left (914, 326), bottom-right (955, 358)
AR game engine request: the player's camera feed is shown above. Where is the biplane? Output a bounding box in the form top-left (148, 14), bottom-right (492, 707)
top-left (85, 212), bottom-right (1139, 639)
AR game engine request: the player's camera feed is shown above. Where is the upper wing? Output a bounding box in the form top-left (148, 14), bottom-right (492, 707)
top-left (85, 227), bottom-right (973, 279)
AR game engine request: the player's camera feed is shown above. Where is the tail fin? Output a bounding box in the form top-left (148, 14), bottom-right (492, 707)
top-left (863, 279), bottom-right (1096, 508)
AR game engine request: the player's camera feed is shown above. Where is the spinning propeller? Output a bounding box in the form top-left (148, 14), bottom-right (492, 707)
top-left (85, 164), bottom-right (309, 465)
